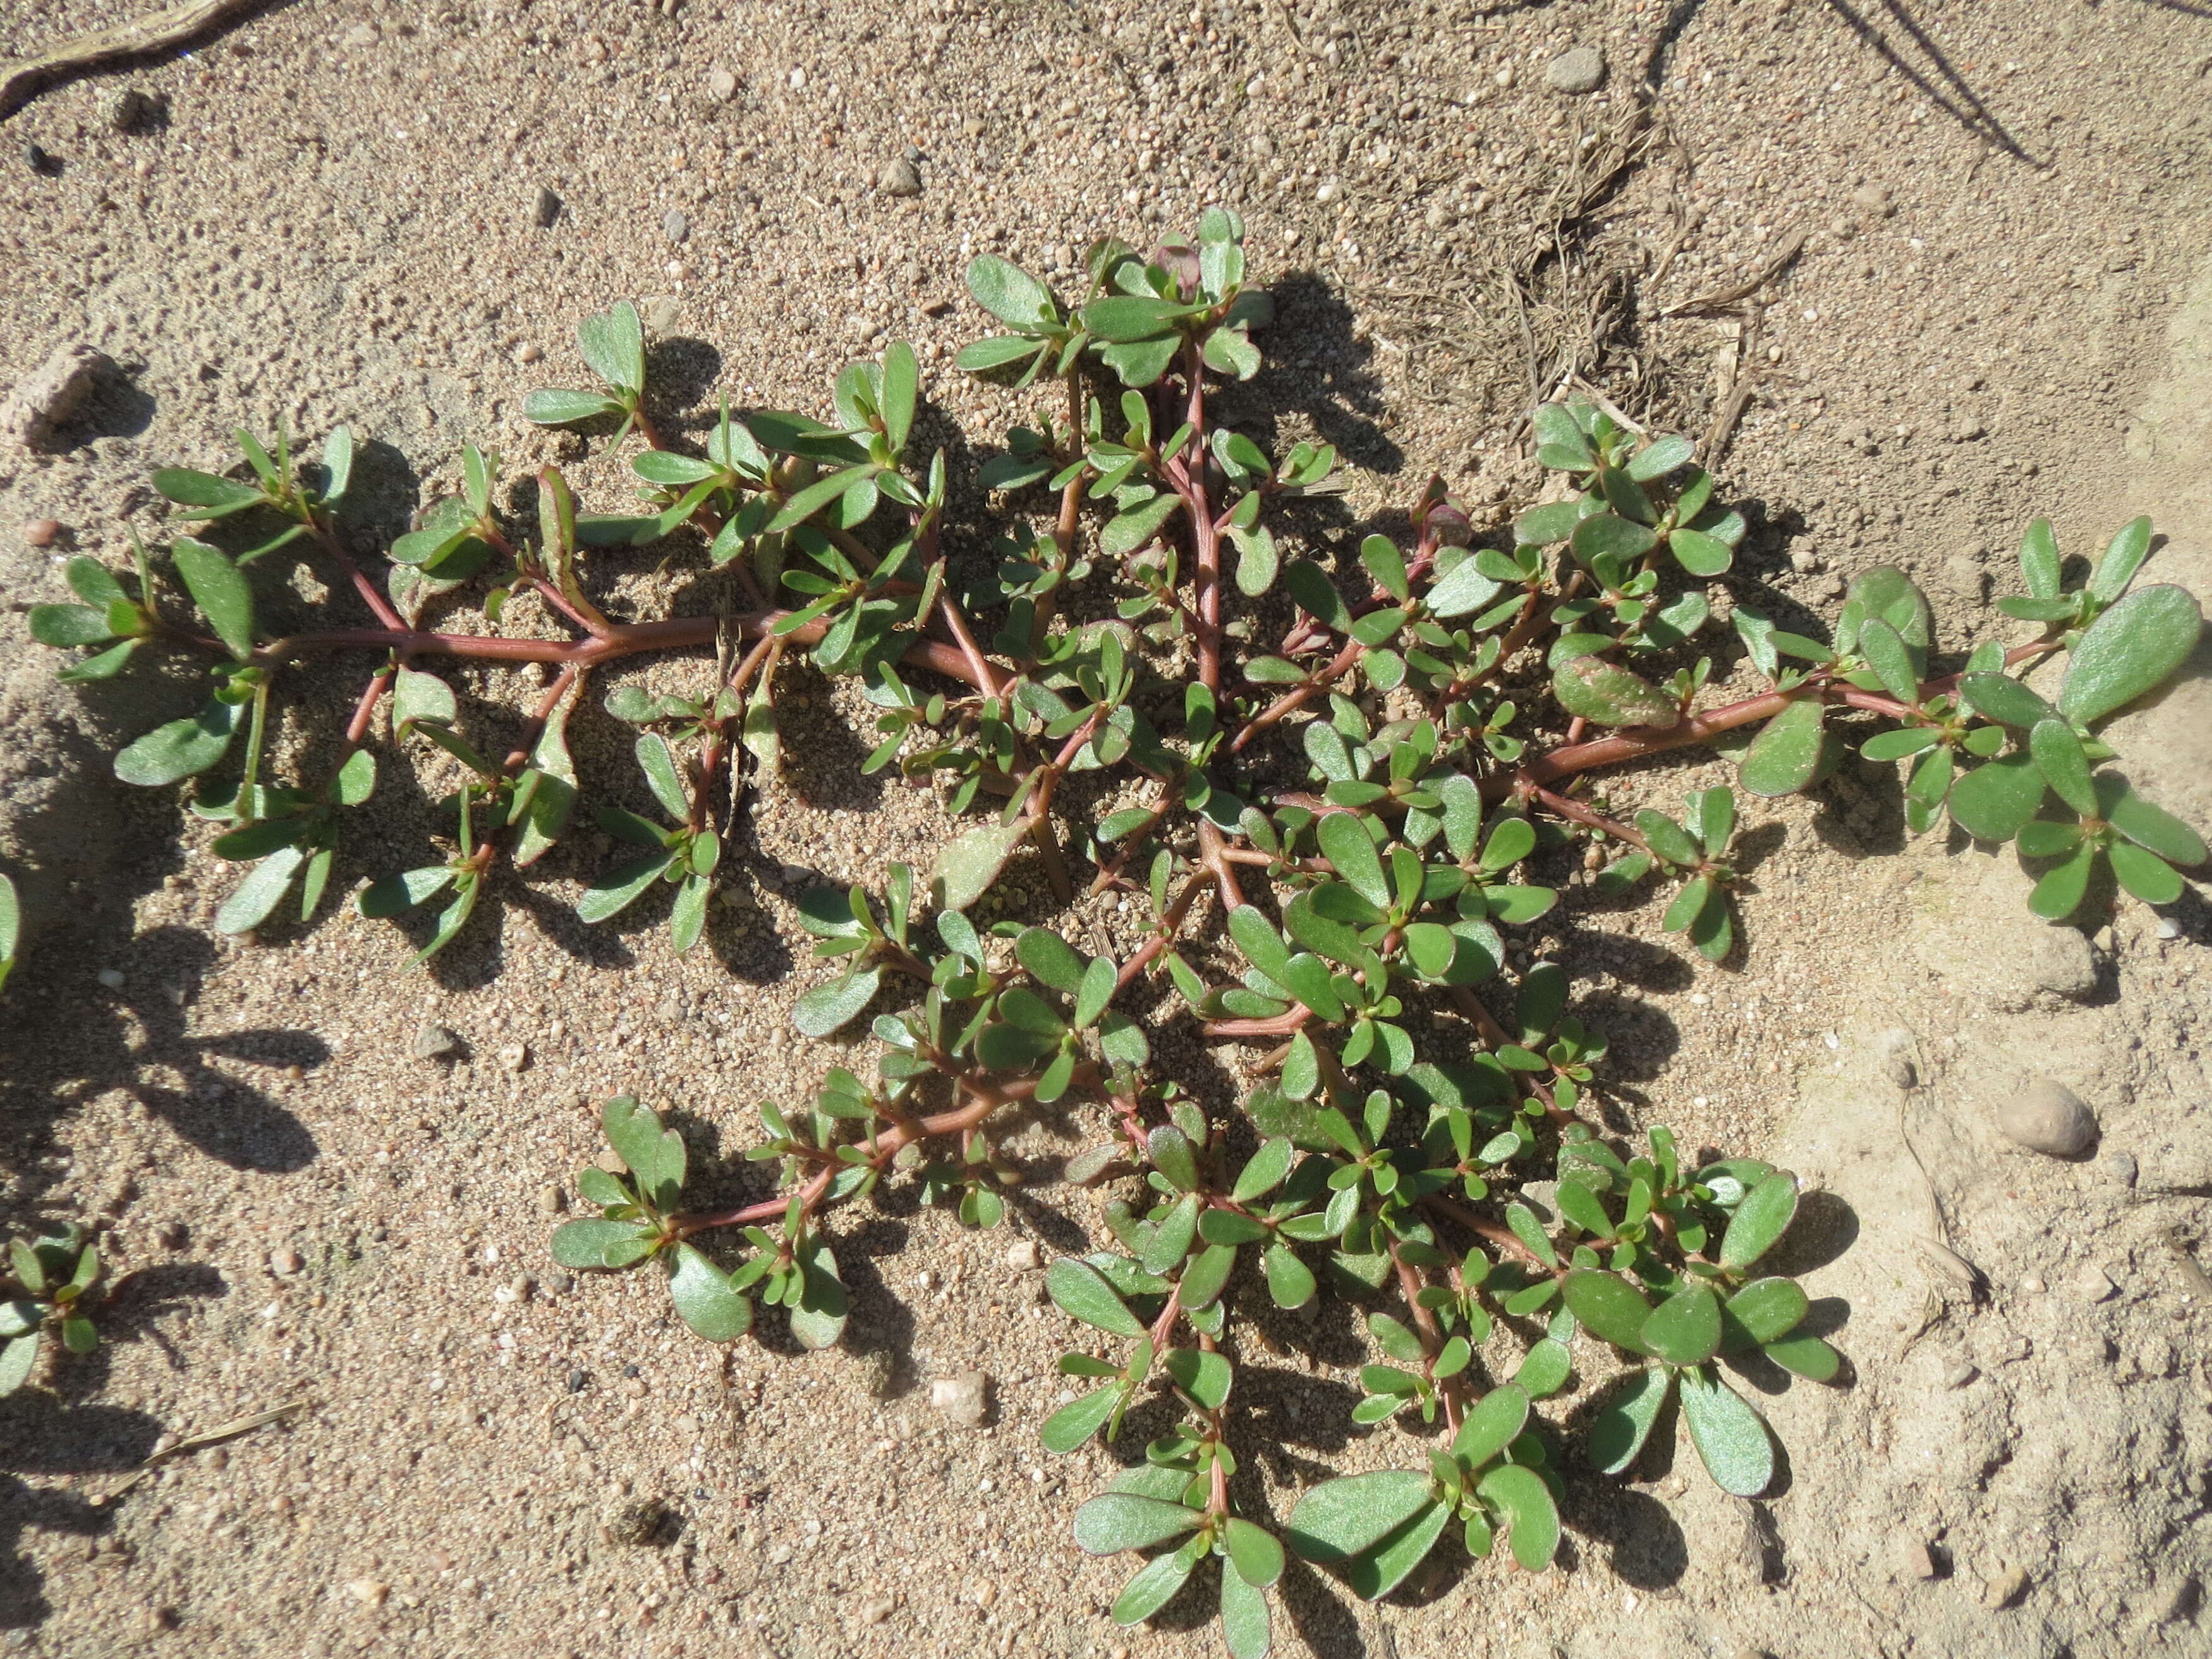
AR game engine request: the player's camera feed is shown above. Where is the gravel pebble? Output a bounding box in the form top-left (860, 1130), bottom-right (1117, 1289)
top-left (1983, 1564), bottom-right (2031, 1608)
top-left (928, 1370), bottom-right (990, 1427)
top-left (2029, 927), bottom-right (2098, 999)
top-left (270, 1248), bottom-right (302, 1277)
top-left (2103, 1150), bottom-right (2138, 1186)
top-left (1996, 1079), bottom-right (2098, 1158)
top-left (412, 1023), bottom-right (459, 1061)
top-left (1545, 47), bottom-right (1606, 95)
top-left (1004, 1239), bottom-right (1041, 1272)
top-left (532, 186), bottom-right (562, 229)
top-left (602, 1497), bottom-right (671, 1547)
top-left (707, 67), bottom-right (739, 100)
top-left (664, 210), bottom-right (690, 244)
top-left (878, 155), bottom-right (923, 197)
top-left (97, 968), bottom-right (126, 990)
top-left (1, 343), bottom-right (112, 449)
top-left (22, 518), bottom-right (61, 547)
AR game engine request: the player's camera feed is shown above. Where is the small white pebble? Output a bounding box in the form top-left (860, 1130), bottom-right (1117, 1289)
top-left (98, 968), bottom-right (126, 990)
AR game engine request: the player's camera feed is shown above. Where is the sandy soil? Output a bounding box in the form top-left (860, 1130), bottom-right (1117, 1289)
top-left (1, 1), bottom-right (2209, 1656)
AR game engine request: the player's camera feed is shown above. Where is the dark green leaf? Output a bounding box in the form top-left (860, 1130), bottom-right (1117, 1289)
top-left (1719, 1172), bottom-right (1798, 1269)
top-left (1640, 1284), bottom-right (1722, 1366)
top-left (1588, 1365), bottom-right (1673, 1474)
top-left (1739, 698), bottom-right (1825, 798)
top-left (153, 467), bottom-right (264, 517)
top-left (171, 538), bottom-right (255, 659)
top-left (1563, 1269), bottom-right (1653, 1353)
top-left (1476, 1462), bottom-right (1559, 1572)
top-left (1040, 1383), bottom-right (1127, 1453)
top-left (1947, 753), bottom-right (2048, 842)
top-left (2029, 718), bottom-right (2096, 816)
top-left (114, 698), bottom-right (243, 786)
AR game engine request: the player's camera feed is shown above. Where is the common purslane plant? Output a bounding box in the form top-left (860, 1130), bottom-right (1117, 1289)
top-left (0, 1224), bottom-right (102, 1394)
top-left (28, 212), bottom-right (2204, 1653)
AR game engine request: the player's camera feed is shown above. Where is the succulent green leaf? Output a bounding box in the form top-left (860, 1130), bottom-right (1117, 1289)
top-left (668, 1243), bottom-right (752, 1340)
top-left (1562, 1269), bottom-right (1653, 1353)
top-left (1476, 1462), bottom-right (1560, 1572)
top-left (1678, 1364), bottom-right (1775, 1497)
top-left (2029, 718), bottom-right (2097, 816)
top-left (550, 1218), bottom-right (652, 1270)
top-left (2100, 777), bottom-right (2206, 866)
top-left (114, 698), bottom-right (243, 786)
top-left (1947, 752), bottom-right (2049, 842)
top-left (604, 1095), bottom-right (686, 1209)
top-left (793, 966), bottom-right (881, 1037)
top-left (1449, 1382), bottom-right (1529, 1469)
top-left (577, 300), bottom-right (646, 396)
top-left (0, 1334), bottom-right (39, 1395)
top-left (2059, 585), bottom-right (2201, 724)
top-left (1720, 1172), bottom-right (1799, 1269)
top-left (214, 845), bottom-right (306, 937)
top-left (1588, 1365), bottom-right (1673, 1474)
top-left (1738, 698), bottom-right (1825, 798)
top-left (1164, 1347), bottom-right (1232, 1410)
top-left (788, 1239), bottom-right (847, 1350)
top-left (931, 821), bottom-right (1025, 912)
top-left (1263, 1242), bottom-right (1316, 1309)
top-left (1640, 1283), bottom-right (1723, 1366)
top-left (1285, 1469), bottom-right (1435, 1566)
top-left (1045, 1258), bottom-right (1145, 1338)
top-left (1075, 1493), bottom-right (1205, 1556)
top-left (1110, 1548), bottom-right (1198, 1626)
top-left (1722, 1277), bottom-right (1809, 1346)
top-left (1552, 656), bottom-right (1678, 729)
top-left (1040, 1382), bottom-right (1127, 1453)
top-left (1763, 1333), bottom-right (1842, 1382)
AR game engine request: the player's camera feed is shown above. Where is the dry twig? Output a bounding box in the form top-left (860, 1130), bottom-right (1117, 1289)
top-left (1, 0), bottom-right (267, 121)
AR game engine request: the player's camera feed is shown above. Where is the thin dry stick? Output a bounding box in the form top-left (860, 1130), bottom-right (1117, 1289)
top-left (1, 0), bottom-right (269, 119)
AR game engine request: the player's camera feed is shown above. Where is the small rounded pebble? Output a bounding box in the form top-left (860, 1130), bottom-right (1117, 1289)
top-left (513, 342), bottom-right (542, 365)
top-left (343, 1579), bottom-right (388, 1608)
top-left (23, 517), bottom-right (61, 547)
top-left (270, 1248), bottom-right (302, 1276)
top-left (538, 1183), bottom-right (566, 1215)
top-left (1545, 46), bottom-right (1606, 95)
top-left (2028, 927), bottom-right (2097, 999)
top-left (532, 186), bottom-right (561, 229)
top-left (663, 209), bottom-right (690, 244)
top-left (97, 968), bottom-right (126, 990)
top-left (2103, 1150), bottom-right (2138, 1187)
top-left (707, 66), bottom-right (739, 100)
top-left (1004, 1238), bottom-right (1041, 1272)
top-left (1983, 1564), bottom-right (2031, 1608)
top-left (928, 1370), bottom-right (990, 1427)
top-left (1943, 1362), bottom-right (1978, 1389)
top-left (1996, 1079), bottom-right (2098, 1157)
